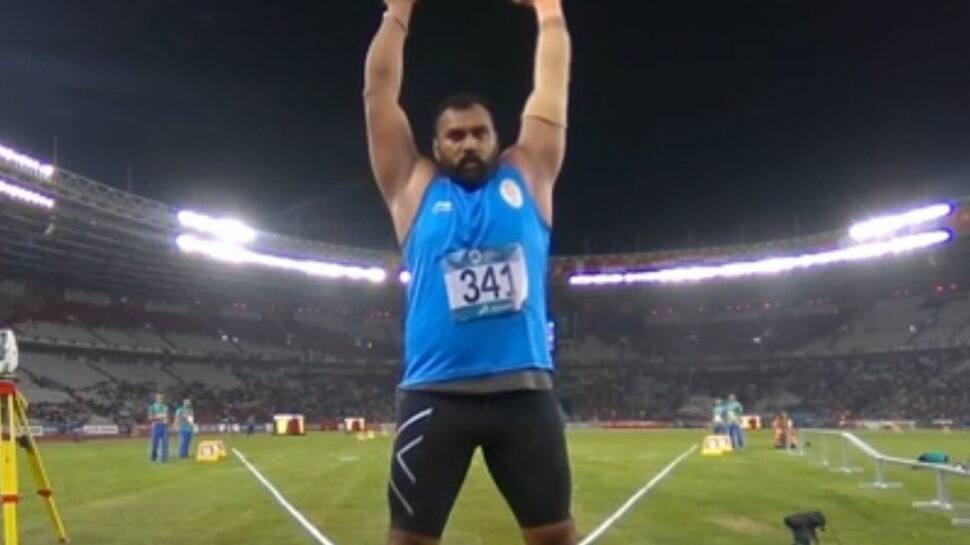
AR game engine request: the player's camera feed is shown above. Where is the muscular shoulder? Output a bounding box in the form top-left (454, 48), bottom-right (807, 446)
top-left (501, 146), bottom-right (554, 226)
top-left (501, 147), bottom-right (536, 188)
top-left (388, 157), bottom-right (437, 245)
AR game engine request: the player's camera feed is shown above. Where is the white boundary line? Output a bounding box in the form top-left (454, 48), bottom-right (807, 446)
top-left (579, 445), bottom-right (698, 545)
top-left (233, 448), bottom-right (339, 545)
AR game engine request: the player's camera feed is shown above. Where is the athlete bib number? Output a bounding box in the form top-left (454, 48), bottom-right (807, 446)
top-left (443, 245), bottom-right (529, 322)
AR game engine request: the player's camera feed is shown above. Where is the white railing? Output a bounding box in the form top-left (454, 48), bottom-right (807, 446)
top-left (794, 429), bottom-right (970, 528)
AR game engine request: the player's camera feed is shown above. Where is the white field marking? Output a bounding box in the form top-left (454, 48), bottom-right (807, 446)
top-left (233, 448), bottom-right (338, 545)
top-left (578, 445), bottom-right (698, 545)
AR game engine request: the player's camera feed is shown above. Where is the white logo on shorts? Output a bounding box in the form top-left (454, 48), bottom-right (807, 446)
top-left (499, 179), bottom-right (524, 209)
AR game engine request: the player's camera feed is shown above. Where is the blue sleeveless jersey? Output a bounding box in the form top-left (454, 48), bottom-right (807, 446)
top-left (401, 163), bottom-right (553, 388)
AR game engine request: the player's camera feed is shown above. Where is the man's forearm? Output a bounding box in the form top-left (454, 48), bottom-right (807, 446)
top-left (524, 0), bottom-right (571, 127)
top-left (363, 4), bottom-right (414, 99)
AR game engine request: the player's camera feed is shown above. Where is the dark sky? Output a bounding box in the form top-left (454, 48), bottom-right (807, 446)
top-left (1, 1), bottom-right (968, 254)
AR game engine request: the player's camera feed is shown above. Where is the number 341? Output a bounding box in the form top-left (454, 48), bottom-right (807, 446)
top-left (460, 264), bottom-right (515, 304)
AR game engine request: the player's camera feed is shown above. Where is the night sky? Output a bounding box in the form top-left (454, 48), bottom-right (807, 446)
top-left (1, 1), bottom-right (968, 254)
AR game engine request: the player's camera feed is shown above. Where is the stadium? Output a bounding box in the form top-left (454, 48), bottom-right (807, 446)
top-left (2, 137), bottom-right (970, 544)
top-left (2, 2), bottom-right (970, 545)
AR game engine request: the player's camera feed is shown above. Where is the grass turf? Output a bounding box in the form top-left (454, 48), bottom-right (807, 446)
top-left (14, 429), bottom-right (970, 544)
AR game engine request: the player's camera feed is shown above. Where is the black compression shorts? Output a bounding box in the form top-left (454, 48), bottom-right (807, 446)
top-left (387, 389), bottom-right (572, 538)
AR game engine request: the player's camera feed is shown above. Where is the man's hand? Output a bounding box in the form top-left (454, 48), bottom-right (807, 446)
top-left (510, 0), bottom-right (562, 9)
top-left (512, 0), bottom-right (564, 24)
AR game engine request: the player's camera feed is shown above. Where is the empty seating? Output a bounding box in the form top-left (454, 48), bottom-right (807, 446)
top-left (913, 298), bottom-right (970, 347)
top-left (164, 332), bottom-right (238, 356)
top-left (124, 328), bottom-right (172, 350)
top-left (96, 361), bottom-right (178, 387)
top-left (17, 373), bottom-right (72, 403)
top-left (832, 297), bottom-right (931, 351)
top-left (168, 362), bottom-right (242, 389)
top-left (14, 321), bottom-right (102, 347)
top-left (23, 353), bottom-right (107, 388)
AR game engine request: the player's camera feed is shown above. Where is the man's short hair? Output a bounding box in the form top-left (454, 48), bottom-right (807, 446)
top-left (434, 92), bottom-right (493, 129)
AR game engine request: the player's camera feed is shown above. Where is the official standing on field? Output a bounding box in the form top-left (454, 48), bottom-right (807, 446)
top-left (148, 392), bottom-right (169, 463)
top-left (725, 393), bottom-right (745, 450)
top-left (175, 398), bottom-right (195, 459)
top-left (712, 397), bottom-right (726, 435)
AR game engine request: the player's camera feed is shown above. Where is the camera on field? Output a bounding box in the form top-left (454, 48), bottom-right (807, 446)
top-left (0, 329), bottom-right (18, 377)
top-left (784, 511), bottom-right (826, 545)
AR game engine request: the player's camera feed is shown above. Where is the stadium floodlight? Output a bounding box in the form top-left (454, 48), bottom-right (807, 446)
top-left (177, 210), bottom-right (257, 245)
top-left (0, 143), bottom-right (55, 179)
top-left (0, 178), bottom-right (55, 209)
top-left (569, 230), bottom-right (952, 286)
top-left (848, 203), bottom-right (953, 242)
top-left (399, 270), bottom-right (412, 284)
top-left (175, 234), bottom-right (387, 284)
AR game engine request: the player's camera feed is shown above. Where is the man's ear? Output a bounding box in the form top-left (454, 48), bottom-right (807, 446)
top-left (432, 138), bottom-right (442, 162)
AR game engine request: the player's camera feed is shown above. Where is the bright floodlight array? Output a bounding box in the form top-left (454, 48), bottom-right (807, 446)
top-left (569, 230), bottom-right (952, 286)
top-left (177, 210), bottom-right (257, 245)
top-left (176, 209), bottom-right (387, 284)
top-left (849, 203), bottom-right (953, 242)
top-left (0, 178), bottom-right (55, 209)
top-left (176, 234), bottom-right (387, 284)
top-left (0, 144), bottom-right (55, 180)
top-left (569, 201), bottom-right (957, 287)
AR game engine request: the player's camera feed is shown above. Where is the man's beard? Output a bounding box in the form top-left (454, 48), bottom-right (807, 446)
top-left (442, 154), bottom-right (497, 188)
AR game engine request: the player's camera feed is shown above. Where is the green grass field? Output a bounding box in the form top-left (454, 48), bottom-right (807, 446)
top-left (15, 429), bottom-right (970, 544)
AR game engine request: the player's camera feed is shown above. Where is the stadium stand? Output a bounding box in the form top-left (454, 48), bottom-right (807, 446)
top-left (0, 279), bottom-right (25, 298)
top-left (830, 296), bottom-right (931, 351)
top-left (163, 332), bottom-right (240, 356)
top-left (14, 321), bottom-right (104, 348)
top-left (168, 362), bottom-right (242, 389)
top-left (23, 353), bottom-right (109, 389)
top-left (88, 327), bottom-right (142, 350)
top-left (5, 271), bottom-right (969, 431)
top-left (2, 136), bottom-right (969, 435)
top-left (557, 349), bottom-right (970, 425)
top-left (16, 371), bottom-right (73, 404)
top-left (95, 360), bottom-right (179, 388)
top-left (123, 327), bottom-right (173, 351)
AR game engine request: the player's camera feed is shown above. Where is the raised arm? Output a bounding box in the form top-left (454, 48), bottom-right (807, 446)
top-left (363, 0), bottom-right (421, 203)
top-left (507, 0), bottom-right (572, 223)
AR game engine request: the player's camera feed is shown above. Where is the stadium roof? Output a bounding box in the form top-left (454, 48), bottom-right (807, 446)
top-left (1, 139), bottom-right (968, 301)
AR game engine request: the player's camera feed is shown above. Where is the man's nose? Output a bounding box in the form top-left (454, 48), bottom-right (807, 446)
top-left (461, 135), bottom-right (481, 152)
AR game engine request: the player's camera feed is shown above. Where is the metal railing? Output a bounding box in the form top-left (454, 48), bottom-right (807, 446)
top-left (790, 429), bottom-right (970, 528)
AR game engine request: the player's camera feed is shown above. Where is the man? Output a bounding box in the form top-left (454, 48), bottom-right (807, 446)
top-left (712, 397), bottom-right (726, 435)
top-left (363, 0), bottom-right (573, 543)
top-left (772, 411), bottom-right (798, 450)
top-left (175, 398), bottom-right (195, 459)
top-left (771, 411), bottom-right (786, 448)
top-left (725, 393), bottom-right (745, 450)
top-left (148, 393), bottom-right (169, 463)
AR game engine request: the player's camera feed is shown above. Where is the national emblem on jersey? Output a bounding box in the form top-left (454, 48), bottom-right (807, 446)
top-left (499, 179), bottom-right (524, 209)
top-left (432, 200), bottom-right (454, 214)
